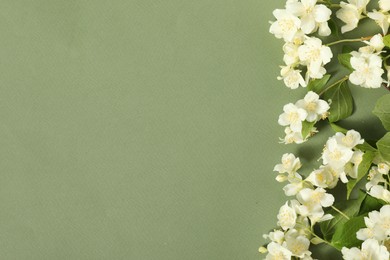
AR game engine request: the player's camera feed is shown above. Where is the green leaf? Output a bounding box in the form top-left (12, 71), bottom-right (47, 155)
top-left (331, 215), bottom-right (366, 250)
top-left (301, 120), bottom-right (316, 139)
top-left (346, 151), bottom-right (375, 199)
top-left (372, 94), bottom-right (390, 131)
top-left (338, 53), bottom-right (353, 71)
top-left (377, 132), bottom-right (390, 162)
top-left (356, 141), bottom-right (377, 152)
top-left (359, 193), bottom-right (386, 215)
top-left (320, 192), bottom-right (366, 241)
top-left (307, 74), bottom-right (331, 94)
top-left (324, 81), bottom-right (354, 123)
top-left (383, 34), bottom-right (390, 48)
top-left (329, 122), bottom-right (348, 134)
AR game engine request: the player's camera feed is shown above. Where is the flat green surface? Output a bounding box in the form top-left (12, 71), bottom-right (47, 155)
top-left (0, 0), bottom-right (387, 259)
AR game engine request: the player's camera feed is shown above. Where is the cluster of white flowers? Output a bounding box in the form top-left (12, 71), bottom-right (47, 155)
top-left (366, 162), bottom-right (390, 203)
top-left (342, 205), bottom-right (390, 259)
top-left (349, 34), bottom-right (385, 89)
top-left (267, 0), bottom-right (390, 258)
top-left (270, 0), bottom-right (333, 88)
top-left (278, 91), bottom-right (330, 144)
top-left (261, 130), bottom-right (378, 259)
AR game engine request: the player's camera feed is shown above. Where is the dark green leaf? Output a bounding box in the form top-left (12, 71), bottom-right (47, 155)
top-left (346, 151), bottom-right (375, 199)
top-left (324, 81), bottom-right (354, 123)
top-left (307, 74), bottom-right (331, 94)
top-left (301, 120), bottom-right (316, 139)
top-left (320, 192), bottom-right (366, 241)
top-left (377, 132), bottom-right (390, 162)
top-left (338, 53), bottom-right (353, 71)
top-left (372, 94), bottom-right (390, 131)
top-left (331, 215), bottom-right (366, 250)
top-left (359, 193), bottom-right (386, 215)
top-left (383, 34), bottom-right (390, 48)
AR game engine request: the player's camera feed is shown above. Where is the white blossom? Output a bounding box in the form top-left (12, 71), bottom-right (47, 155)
top-left (359, 34), bottom-right (385, 54)
top-left (283, 42), bottom-right (300, 66)
top-left (349, 51), bottom-right (384, 88)
top-left (278, 103), bottom-right (308, 132)
top-left (367, 10), bottom-right (390, 35)
top-left (265, 242), bottom-right (292, 260)
top-left (356, 205), bottom-right (390, 243)
top-left (263, 230), bottom-right (285, 244)
top-left (380, 0), bottom-right (390, 11)
top-left (336, 2), bottom-right (362, 33)
top-left (334, 130), bottom-right (364, 149)
top-left (281, 127), bottom-right (305, 144)
top-left (284, 229), bottom-right (311, 258)
top-left (306, 165), bottom-right (339, 188)
top-left (366, 166), bottom-right (387, 190)
top-left (286, 0), bottom-right (332, 36)
top-left (341, 238), bottom-right (390, 260)
top-left (368, 184), bottom-right (390, 203)
top-left (274, 153), bottom-right (302, 175)
top-left (278, 66), bottom-right (307, 89)
top-left (270, 9), bottom-right (301, 42)
top-left (277, 201), bottom-right (298, 230)
top-left (322, 138), bottom-right (354, 170)
top-left (295, 91), bottom-right (329, 122)
top-left (298, 37), bottom-right (332, 80)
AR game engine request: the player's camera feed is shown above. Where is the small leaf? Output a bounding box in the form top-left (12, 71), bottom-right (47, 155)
top-left (356, 141), bottom-right (377, 152)
top-left (329, 122), bottom-right (348, 134)
top-left (307, 74), bottom-right (331, 94)
top-left (338, 53), bottom-right (353, 71)
top-left (372, 94), bottom-right (390, 131)
top-left (346, 151), bottom-right (375, 199)
top-left (331, 215), bottom-right (366, 250)
top-left (320, 192), bottom-right (366, 241)
top-left (359, 193), bottom-right (386, 215)
top-left (377, 132), bottom-right (390, 162)
top-left (324, 81), bottom-right (354, 123)
top-left (301, 120), bottom-right (316, 139)
top-left (383, 34), bottom-right (390, 48)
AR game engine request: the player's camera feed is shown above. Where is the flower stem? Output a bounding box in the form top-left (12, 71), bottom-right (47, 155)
top-left (319, 76), bottom-right (349, 96)
top-left (331, 205), bottom-right (350, 220)
top-left (306, 228), bottom-right (339, 250)
top-left (326, 37), bottom-right (371, 46)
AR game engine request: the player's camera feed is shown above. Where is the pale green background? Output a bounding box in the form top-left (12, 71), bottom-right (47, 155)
top-left (0, 0), bottom-right (387, 259)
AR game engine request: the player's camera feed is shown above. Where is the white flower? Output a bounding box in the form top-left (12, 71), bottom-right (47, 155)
top-left (341, 238), bottom-right (390, 260)
top-left (322, 138), bottom-right (354, 169)
top-left (297, 187), bottom-right (335, 209)
top-left (349, 51), bottom-right (384, 89)
top-left (366, 166), bottom-right (387, 190)
top-left (349, 0), bottom-right (370, 12)
top-left (286, 0), bottom-right (332, 36)
top-left (265, 242), bottom-right (292, 260)
top-left (277, 201), bottom-right (297, 230)
top-left (356, 205), bottom-right (390, 243)
top-left (359, 34), bottom-right (385, 54)
top-left (283, 42), bottom-right (300, 66)
top-left (295, 91), bottom-right (330, 122)
top-left (263, 230), bottom-right (285, 244)
top-left (281, 127), bottom-right (305, 144)
top-left (284, 229), bottom-right (311, 258)
top-left (306, 165), bottom-right (339, 188)
top-left (334, 130), bottom-right (364, 149)
top-left (298, 37), bottom-right (332, 79)
top-left (344, 150), bottom-right (364, 179)
top-left (270, 9), bottom-right (301, 42)
top-left (367, 10), bottom-right (390, 35)
top-left (274, 153), bottom-right (302, 175)
top-left (368, 184), bottom-right (390, 203)
top-left (336, 2), bottom-right (361, 33)
top-left (278, 66), bottom-right (307, 89)
top-left (278, 103), bottom-right (308, 132)
top-left (380, 0), bottom-right (390, 11)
